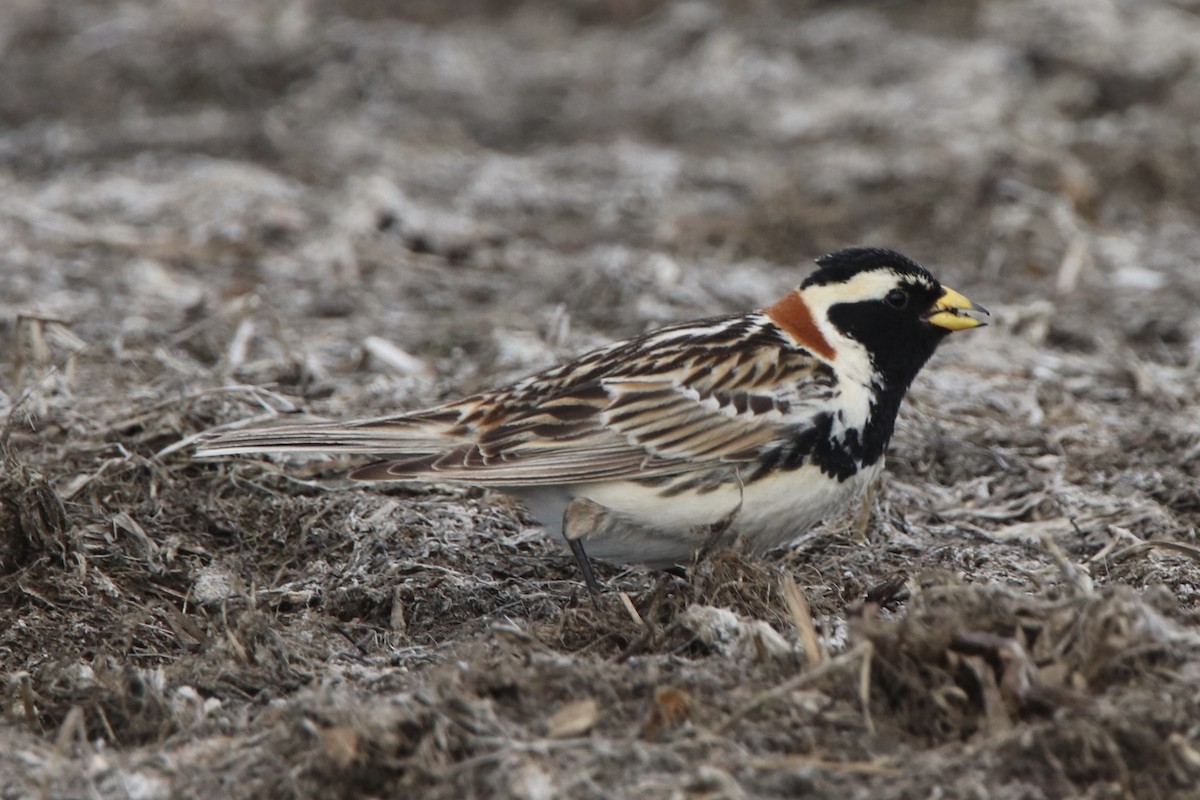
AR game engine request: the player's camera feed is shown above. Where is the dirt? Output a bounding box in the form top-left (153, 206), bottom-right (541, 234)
top-left (2, 1), bottom-right (1200, 797)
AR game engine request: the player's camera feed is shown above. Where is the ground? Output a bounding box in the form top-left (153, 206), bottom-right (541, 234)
top-left (2, 1), bottom-right (1200, 798)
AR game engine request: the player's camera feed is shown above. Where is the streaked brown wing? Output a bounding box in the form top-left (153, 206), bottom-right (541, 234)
top-left (199, 313), bottom-right (837, 486)
top-left (348, 441), bottom-right (652, 483)
top-left (349, 347), bottom-right (832, 485)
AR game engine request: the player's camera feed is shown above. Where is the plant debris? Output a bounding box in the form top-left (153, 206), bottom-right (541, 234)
top-left (2, 1), bottom-right (1200, 797)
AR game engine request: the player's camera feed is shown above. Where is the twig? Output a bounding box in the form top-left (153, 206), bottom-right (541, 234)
top-left (781, 573), bottom-right (822, 666)
top-left (618, 591), bottom-right (646, 628)
top-left (1110, 540), bottom-right (1200, 563)
top-left (737, 755), bottom-right (899, 776)
top-left (858, 641), bottom-right (875, 735)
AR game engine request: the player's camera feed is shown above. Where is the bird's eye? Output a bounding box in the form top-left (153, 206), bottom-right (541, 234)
top-left (885, 289), bottom-right (909, 309)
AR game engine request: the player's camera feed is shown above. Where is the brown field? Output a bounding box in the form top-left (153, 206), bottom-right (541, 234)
top-left (2, 1), bottom-right (1200, 797)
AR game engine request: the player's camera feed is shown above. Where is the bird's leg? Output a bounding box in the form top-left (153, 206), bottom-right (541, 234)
top-left (562, 500), bottom-right (603, 595)
top-left (852, 476), bottom-right (880, 543)
top-left (567, 536), bottom-right (602, 596)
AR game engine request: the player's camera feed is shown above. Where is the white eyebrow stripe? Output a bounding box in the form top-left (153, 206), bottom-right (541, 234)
top-left (804, 270), bottom-right (906, 305)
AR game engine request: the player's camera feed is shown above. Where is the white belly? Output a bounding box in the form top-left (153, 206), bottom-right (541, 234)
top-left (572, 461), bottom-right (882, 567)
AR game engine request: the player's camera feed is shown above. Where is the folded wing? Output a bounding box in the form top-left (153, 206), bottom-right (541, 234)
top-left (197, 315), bottom-right (839, 486)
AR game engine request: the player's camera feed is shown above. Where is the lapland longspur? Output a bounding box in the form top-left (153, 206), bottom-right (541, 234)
top-left (198, 248), bottom-right (987, 591)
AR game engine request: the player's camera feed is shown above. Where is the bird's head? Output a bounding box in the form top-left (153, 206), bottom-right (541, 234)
top-left (767, 247), bottom-right (988, 390)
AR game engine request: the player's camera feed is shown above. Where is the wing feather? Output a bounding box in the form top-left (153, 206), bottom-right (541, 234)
top-left (197, 312), bottom-right (840, 485)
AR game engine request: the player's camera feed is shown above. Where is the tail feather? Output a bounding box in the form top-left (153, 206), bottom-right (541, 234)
top-left (195, 419), bottom-right (454, 458)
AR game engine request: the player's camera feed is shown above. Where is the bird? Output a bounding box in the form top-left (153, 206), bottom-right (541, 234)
top-left (197, 247), bottom-right (988, 593)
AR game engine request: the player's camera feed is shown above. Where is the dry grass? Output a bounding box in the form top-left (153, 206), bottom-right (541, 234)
top-left (2, 1), bottom-right (1199, 797)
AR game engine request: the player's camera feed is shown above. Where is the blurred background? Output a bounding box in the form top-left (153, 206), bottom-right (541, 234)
top-left (3, 0), bottom-right (1199, 395)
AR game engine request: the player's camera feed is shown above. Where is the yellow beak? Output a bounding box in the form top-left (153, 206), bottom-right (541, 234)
top-left (925, 286), bottom-right (989, 331)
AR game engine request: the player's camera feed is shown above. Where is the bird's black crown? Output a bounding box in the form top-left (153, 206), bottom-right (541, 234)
top-left (803, 247), bottom-right (936, 289)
